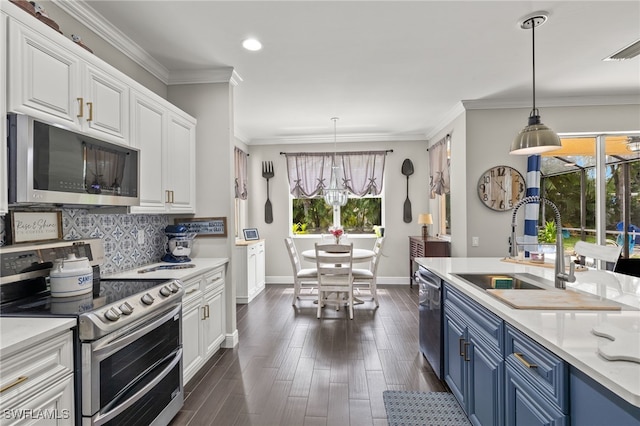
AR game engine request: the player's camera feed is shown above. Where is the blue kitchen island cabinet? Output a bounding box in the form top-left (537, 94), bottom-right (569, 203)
top-left (444, 283), bottom-right (505, 426)
top-left (570, 367), bottom-right (640, 426)
top-left (505, 324), bottom-right (568, 426)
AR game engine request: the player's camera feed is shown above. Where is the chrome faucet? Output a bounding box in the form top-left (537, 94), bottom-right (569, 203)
top-left (510, 196), bottom-right (575, 289)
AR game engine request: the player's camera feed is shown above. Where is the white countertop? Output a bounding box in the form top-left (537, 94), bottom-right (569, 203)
top-left (103, 258), bottom-right (229, 281)
top-left (415, 257), bottom-right (640, 408)
top-left (0, 317), bottom-right (76, 357)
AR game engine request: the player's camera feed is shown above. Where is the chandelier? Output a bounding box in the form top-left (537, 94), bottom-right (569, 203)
top-left (324, 117), bottom-right (348, 207)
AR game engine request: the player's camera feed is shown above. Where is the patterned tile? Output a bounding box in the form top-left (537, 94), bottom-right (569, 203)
top-left (0, 209), bottom-right (170, 274)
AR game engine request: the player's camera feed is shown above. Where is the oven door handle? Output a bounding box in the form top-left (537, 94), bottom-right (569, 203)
top-left (419, 278), bottom-right (441, 291)
top-left (92, 303), bottom-right (181, 360)
top-left (92, 347), bottom-right (182, 425)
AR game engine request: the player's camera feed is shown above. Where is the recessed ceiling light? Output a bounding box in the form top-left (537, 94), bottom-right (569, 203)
top-left (242, 39), bottom-right (262, 51)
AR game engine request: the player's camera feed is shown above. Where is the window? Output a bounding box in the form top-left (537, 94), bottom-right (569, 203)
top-left (292, 195), bottom-right (382, 235)
top-left (285, 150), bottom-right (389, 235)
top-left (540, 135), bottom-right (639, 258)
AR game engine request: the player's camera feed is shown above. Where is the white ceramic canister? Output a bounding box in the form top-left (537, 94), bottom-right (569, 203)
top-left (49, 253), bottom-right (93, 297)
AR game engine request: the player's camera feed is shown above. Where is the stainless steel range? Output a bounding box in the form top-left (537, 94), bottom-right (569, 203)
top-left (0, 239), bottom-right (184, 425)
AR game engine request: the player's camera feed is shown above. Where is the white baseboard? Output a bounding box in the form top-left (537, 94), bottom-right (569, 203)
top-left (222, 329), bottom-right (239, 348)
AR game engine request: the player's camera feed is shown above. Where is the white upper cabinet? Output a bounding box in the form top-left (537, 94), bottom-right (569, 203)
top-left (129, 91), bottom-right (196, 214)
top-left (129, 90), bottom-right (167, 212)
top-left (7, 19), bottom-right (129, 144)
top-left (165, 112), bottom-right (196, 214)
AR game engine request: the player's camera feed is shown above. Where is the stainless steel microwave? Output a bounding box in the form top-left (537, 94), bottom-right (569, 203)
top-left (7, 114), bottom-right (140, 207)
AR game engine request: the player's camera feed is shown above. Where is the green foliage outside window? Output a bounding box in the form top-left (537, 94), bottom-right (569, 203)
top-left (292, 196), bottom-right (382, 234)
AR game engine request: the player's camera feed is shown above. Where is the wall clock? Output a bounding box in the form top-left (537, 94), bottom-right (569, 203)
top-left (477, 166), bottom-right (526, 211)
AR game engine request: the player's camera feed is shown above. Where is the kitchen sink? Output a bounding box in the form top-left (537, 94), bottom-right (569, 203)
top-left (453, 273), bottom-right (553, 291)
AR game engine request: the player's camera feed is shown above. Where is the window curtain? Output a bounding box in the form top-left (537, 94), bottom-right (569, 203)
top-left (285, 151), bottom-right (388, 198)
top-left (429, 135), bottom-right (450, 196)
top-left (234, 147), bottom-right (248, 200)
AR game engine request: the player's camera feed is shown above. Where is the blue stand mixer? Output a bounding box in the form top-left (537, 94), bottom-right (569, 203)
top-left (162, 225), bottom-right (197, 263)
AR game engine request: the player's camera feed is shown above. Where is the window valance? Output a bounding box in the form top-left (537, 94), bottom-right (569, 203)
top-left (285, 151), bottom-right (389, 198)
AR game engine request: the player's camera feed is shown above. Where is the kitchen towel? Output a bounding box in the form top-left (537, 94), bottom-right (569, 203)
top-left (383, 390), bottom-right (470, 426)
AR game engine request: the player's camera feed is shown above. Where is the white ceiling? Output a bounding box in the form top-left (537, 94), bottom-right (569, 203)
top-left (66, 1), bottom-right (640, 144)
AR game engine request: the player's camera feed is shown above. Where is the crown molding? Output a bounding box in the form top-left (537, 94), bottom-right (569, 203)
top-left (425, 101), bottom-right (466, 141)
top-left (168, 68), bottom-right (243, 86)
top-left (248, 133), bottom-right (427, 146)
top-left (462, 95), bottom-right (640, 110)
top-left (51, 0), bottom-right (170, 84)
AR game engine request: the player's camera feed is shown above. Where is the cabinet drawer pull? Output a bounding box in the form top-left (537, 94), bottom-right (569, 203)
top-left (77, 97), bottom-right (84, 117)
top-left (185, 287), bottom-right (199, 295)
top-left (463, 342), bottom-right (470, 362)
top-left (459, 337), bottom-right (465, 356)
top-left (1, 376), bottom-right (28, 393)
top-left (165, 190), bottom-right (171, 203)
top-left (86, 102), bottom-right (93, 121)
top-left (205, 304), bottom-right (210, 319)
top-left (514, 352), bottom-right (537, 369)
top-left (201, 306), bottom-right (207, 320)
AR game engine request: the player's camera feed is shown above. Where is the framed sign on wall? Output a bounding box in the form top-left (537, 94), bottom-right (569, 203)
top-left (173, 217), bottom-right (227, 237)
top-left (9, 211), bottom-right (63, 243)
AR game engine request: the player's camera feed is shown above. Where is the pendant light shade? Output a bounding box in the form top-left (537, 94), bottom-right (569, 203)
top-left (627, 136), bottom-right (640, 152)
top-left (510, 12), bottom-right (562, 155)
top-left (324, 117), bottom-right (348, 207)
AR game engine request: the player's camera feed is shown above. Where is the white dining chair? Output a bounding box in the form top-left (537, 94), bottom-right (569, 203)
top-left (352, 237), bottom-right (384, 307)
top-left (285, 237), bottom-right (317, 305)
top-left (315, 243), bottom-right (355, 319)
top-left (574, 240), bottom-right (622, 270)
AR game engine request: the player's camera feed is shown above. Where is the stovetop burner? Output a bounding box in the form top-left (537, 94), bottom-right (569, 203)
top-left (0, 279), bottom-right (170, 317)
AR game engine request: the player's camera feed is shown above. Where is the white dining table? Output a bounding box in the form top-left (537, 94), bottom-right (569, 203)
top-left (300, 248), bottom-right (375, 264)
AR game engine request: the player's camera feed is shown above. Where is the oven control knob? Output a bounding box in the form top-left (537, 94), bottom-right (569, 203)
top-left (159, 286), bottom-right (172, 297)
top-left (104, 308), bottom-right (121, 322)
top-left (169, 283), bottom-right (180, 293)
top-left (141, 293), bottom-right (155, 305)
top-left (119, 302), bottom-right (134, 315)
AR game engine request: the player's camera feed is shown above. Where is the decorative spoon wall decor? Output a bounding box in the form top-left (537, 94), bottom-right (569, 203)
top-left (401, 159), bottom-right (414, 223)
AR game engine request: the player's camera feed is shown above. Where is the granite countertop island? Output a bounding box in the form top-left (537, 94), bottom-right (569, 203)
top-left (415, 257), bottom-right (640, 408)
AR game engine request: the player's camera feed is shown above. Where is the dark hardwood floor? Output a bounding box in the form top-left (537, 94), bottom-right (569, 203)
top-left (170, 284), bottom-right (446, 426)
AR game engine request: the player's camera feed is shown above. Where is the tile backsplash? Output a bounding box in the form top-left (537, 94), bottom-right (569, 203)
top-left (1, 210), bottom-right (170, 275)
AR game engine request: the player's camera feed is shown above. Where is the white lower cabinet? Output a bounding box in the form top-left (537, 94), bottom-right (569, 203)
top-left (235, 240), bottom-right (266, 304)
top-left (181, 265), bottom-right (226, 385)
top-left (0, 331), bottom-right (75, 425)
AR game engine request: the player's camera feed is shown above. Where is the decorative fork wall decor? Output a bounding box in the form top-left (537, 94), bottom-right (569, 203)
top-left (262, 161), bottom-right (274, 223)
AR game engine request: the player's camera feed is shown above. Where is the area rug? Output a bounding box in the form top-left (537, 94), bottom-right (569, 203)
top-left (383, 391), bottom-right (471, 426)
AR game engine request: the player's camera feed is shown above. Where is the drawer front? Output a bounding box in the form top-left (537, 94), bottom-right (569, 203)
top-left (505, 324), bottom-right (568, 412)
top-left (203, 267), bottom-right (225, 291)
top-left (0, 332), bottom-right (73, 406)
top-left (182, 276), bottom-right (203, 303)
top-left (444, 284), bottom-right (504, 354)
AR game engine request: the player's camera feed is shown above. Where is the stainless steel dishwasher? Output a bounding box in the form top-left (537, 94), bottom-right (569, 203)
top-left (417, 266), bottom-right (444, 379)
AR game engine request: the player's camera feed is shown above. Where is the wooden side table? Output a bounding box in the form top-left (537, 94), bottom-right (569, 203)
top-left (409, 236), bottom-right (451, 286)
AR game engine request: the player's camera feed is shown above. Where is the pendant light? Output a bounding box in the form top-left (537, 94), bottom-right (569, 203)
top-left (324, 117), bottom-right (348, 207)
top-left (627, 136), bottom-right (640, 152)
top-left (510, 12), bottom-right (562, 155)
